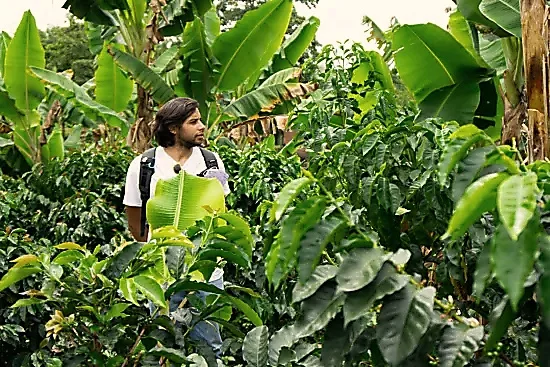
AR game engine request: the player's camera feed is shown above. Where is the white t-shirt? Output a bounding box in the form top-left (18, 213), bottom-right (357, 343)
top-left (123, 146), bottom-right (230, 282)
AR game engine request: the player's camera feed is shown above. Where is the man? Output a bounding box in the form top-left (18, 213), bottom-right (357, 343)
top-left (123, 97), bottom-right (230, 355)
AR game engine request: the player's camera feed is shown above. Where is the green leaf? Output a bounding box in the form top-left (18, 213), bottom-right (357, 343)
top-left (452, 146), bottom-right (495, 202)
top-left (485, 296), bottom-right (516, 351)
top-left (104, 303), bottom-right (130, 322)
top-left (148, 347), bottom-right (188, 364)
top-left (0, 86), bottom-right (24, 124)
top-left (497, 172), bottom-right (539, 240)
top-left (212, 0), bottom-right (293, 91)
top-left (0, 266), bottom-right (42, 292)
top-left (0, 31), bottom-right (11, 78)
top-left (294, 282), bottom-right (346, 339)
top-left (105, 242), bottom-right (144, 278)
top-left (10, 298), bottom-right (47, 308)
top-left (320, 313), bottom-right (351, 366)
top-left (134, 275), bottom-right (168, 309)
top-left (165, 280), bottom-right (224, 299)
top-left (243, 326), bottom-right (269, 367)
top-left (95, 43), bottom-right (133, 112)
top-left (46, 128), bottom-right (64, 161)
top-left (343, 263), bottom-right (409, 326)
top-left (479, 0), bottom-right (521, 38)
top-left (147, 171), bottom-right (225, 233)
top-left (298, 216), bottom-right (347, 284)
top-left (439, 124), bottom-right (491, 186)
top-left (493, 221), bottom-right (539, 310)
top-left (30, 67), bottom-right (127, 130)
top-left (448, 10), bottom-right (477, 55)
top-left (444, 172), bottom-right (509, 241)
top-left (270, 177), bottom-right (312, 222)
top-left (108, 46), bottom-right (175, 104)
top-left (538, 236), bottom-right (550, 328)
top-left (473, 241), bottom-right (493, 298)
top-left (457, 0), bottom-right (508, 34)
top-left (376, 285), bottom-right (435, 365)
top-left (216, 213), bottom-right (254, 258)
top-left (292, 265), bottom-right (338, 303)
top-left (151, 47), bottom-right (179, 74)
top-left (180, 17), bottom-right (215, 116)
top-left (271, 16), bottom-right (320, 72)
top-left (52, 250), bottom-right (85, 265)
top-left (119, 278), bottom-right (139, 306)
top-left (4, 11), bottom-right (45, 112)
top-left (268, 325), bottom-right (297, 366)
top-left (0, 137), bottom-right (13, 148)
top-left (204, 9), bottom-right (220, 47)
top-left (479, 36), bottom-right (506, 77)
top-left (439, 325), bottom-right (484, 367)
top-left (392, 23), bottom-right (489, 103)
top-left (336, 247), bottom-right (387, 292)
top-left (417, 81), bottom-right (481, 124)
top-left (267, 197), bottom-right (326, 289)
top-left (224, 68), bottom-right (316, 119)
top-left (226, 295), bottom-right (263, 326)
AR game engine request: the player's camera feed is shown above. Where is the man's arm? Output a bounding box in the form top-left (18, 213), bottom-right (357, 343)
top-left (125, 206), bottom-right (146, 242)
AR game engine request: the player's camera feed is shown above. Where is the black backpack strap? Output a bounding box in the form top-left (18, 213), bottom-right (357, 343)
top-left (138, 147), bottom-right (156, 237)
top-left (197, 147), bottom-right (219, 177)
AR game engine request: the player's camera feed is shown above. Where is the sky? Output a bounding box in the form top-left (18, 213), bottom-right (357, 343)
top-left (0, 0), bottom-right (456, 46)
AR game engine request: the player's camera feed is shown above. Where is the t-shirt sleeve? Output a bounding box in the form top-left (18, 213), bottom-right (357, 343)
top-left (123, 156), bottom-right (142, 207)
top-left (215, 153), bottom-right (231, 196)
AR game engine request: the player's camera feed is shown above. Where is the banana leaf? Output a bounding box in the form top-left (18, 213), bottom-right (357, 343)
top-left (0, 31), bottom-right (11, 78)
top-left (147, 171), bottom-right (225, 232)
top-left (95, 43), bottom-right (134, 113)
top-left (271, 16), bottom-right (320, 72)
top-left (212, 0), bottom-right (293, 92)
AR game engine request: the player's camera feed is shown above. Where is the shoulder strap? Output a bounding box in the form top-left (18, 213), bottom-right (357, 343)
top-left (138, 147), bottom-right (156, 238)
top-left (198, 147), bottom-right (219, 177)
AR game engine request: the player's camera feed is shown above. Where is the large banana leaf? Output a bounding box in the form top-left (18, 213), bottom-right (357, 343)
top-left (159, 0), bottom-right (213, 36)
top-left (62, 0), bottom-right (126, 26)
top-left (479, 0), bottom-right (521, 38)
top-left (151, 47), bottom-right (180, 74)
top-left (0, 32), bottom-right (11, 78)
top-left (95, 43), bottom-right (134, 113)
top-left (271, 16), bottom-right (320, 72)
top-left (0, 86), bottom-right (24, 124)
top-left (147, 171), bottom-right (225, 232)
top-left (479, 36), bottom-right (507, 77)
top-left (392, 23), bottom-right (489, 102)
top-left (204, 9), bottom-right (220, 47)
top-left (109, 47), bottom-right (175, 104)
top-left (13, 124), bottom-right (40, 166)
top-left (126, 0), bottom-right (147, 30)
top-left (448, 10), bottom-right (477, 55)
top-left (417, 81), bottom-right (481, 123)
top-left (30, 67), bottom-right (127, 131)
top-left (224, 68), bottom-right (317, 119)
top-left (212, 0), bottom-right (293, 92)
top-left (179, 17), bottom-right (216, 117)
top-left (457, 0), bottom-right (509, 36)
top-left (4, 11), bottom-right (45, 114)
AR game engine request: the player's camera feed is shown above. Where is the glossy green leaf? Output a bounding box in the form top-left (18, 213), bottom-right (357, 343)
top-left (417, 81), bottom-right (481, 124)
top-left (271, 16), bottom-right (320, 72)
top-left (4, 11), bottom-right (45, 112)
top-left (294, 282), bottom-right (346, 339)
top-left (29, 67), bottom-right (127, 129)
top-left (376, 285), bottom-right (435, 365)
top-left (292, 265), bottom-right (337, 303)
top-left (320, 313), bottom-right (350, 366)
top-left (119, 278), bottom-right (139, 305)
top-left (0, 31), bottom-right (11, 78)
top-left (444, 172), bottom-right (509, 241)
top-left (46, 128), bottom-right (64, 161)
top-left (105, 242), bottom-right (144, 278)
top-left (493, 221), bottom-right (538, 310)
top-left (479, 36), bottom-right (506, 78)
top-left (180, 17), bottom-right (215, 116)
top-left (147, 171), bottom-right (225, 233)
top-left (212, 0), bottom-right (293, 91)
top-left (298, 216), bottom-right (347, 284)
top-left (148, 347), bottom-right (188, 364)
top-left (473, 241), bottom-right (493, 298)
top-left (343, 263), bottom-right (409, 326)
top-left (457, 0), bottom-right (507, 33)
top-left (479, 0), bottom-right (521, 38)
top-left (134, 275), bottom-right (168, 308)
top-left (267, 197), bottom-right (326, 289)
top-left (104, 303), bottom-right (130, 322)
top-left (108, 46), bottom-right (175, 104)
top-left (52, 250), bottom-right (85, 265)
top-left (485, 296), bottom-right (516, 351)
top-left (95, 43), bottom-right (133, 112)
top-left (204, 9), bottom-right (220, 47)
top-left (165, 280), bottom-right (223, 299)
top-left (226, 296), bottom-right (263, 326)
top-left (452, 146), bottom-right (495, 202)
top-left (268, 325), bottom-right (297, 366)
top-left (0, 86), bottom-right (25, 124)
top-left (270, 177), bottom-right (312, 222)
top-left (448, 10), bottom-right (476, 55)
top-left (151, 47), bottom-right (179, 74)
top-left (439, 325), bottom-right (484, 367)
top-left (0, 266), bottom-right (42, 292)
top-left (10, 298), bottom-right (47, 308)
top-left (538, 236), bottom-right (550, 328)
top-left (243, 326), bottom-right (269, 367)
top-left (216, 213), bottom-right (254, 258)
top-left (336, 247), bottom-right (387, 292)
top-left (497, 172), bottom-right (539, 240)
top-left (392, 24), bottom-right (489, 103)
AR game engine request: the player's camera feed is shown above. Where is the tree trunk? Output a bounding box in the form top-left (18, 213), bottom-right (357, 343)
top-left (521, 0), bottom-right (549, 162)
top-left (126, 85), bottom-right (154, 153)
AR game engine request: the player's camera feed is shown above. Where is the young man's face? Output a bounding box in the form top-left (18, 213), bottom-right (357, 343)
top-left (173, 108), bottom-right (206, 148)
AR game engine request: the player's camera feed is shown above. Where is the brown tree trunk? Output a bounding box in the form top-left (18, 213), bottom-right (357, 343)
top-left (126, 85), bottom-right (154, 153)
top-left (521, 0), bottom-right (549, 162)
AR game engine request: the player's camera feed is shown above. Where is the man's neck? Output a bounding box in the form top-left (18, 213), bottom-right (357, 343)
top-left (164, 144), bottom-right (193, 165)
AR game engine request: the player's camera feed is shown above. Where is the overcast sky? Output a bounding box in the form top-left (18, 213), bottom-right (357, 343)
top-left (0, 0), bottom-right (455, 46)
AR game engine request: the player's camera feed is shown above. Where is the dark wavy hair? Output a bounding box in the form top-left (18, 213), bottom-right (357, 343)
top-left (152, 97), bottom-right (199, 147)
